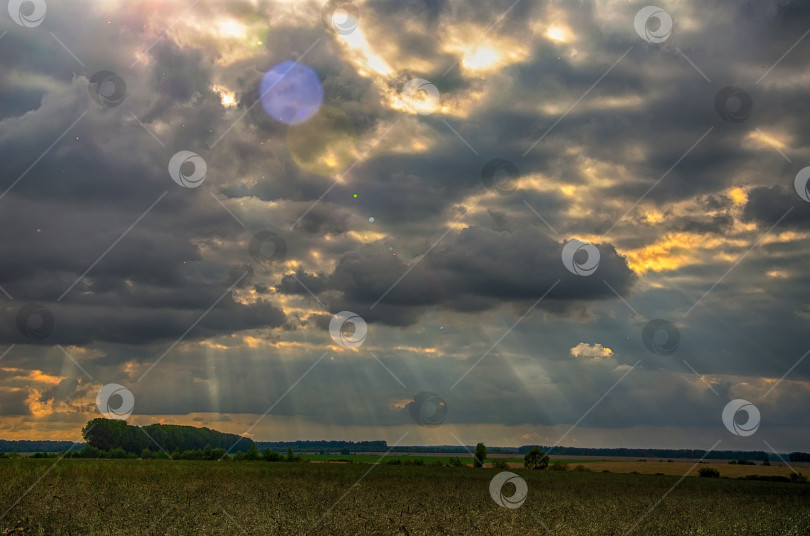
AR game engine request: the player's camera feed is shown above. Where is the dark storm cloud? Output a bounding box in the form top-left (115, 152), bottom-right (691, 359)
top-left (276, 226), bottom-right (635, 325)
top-left (742, 185), bottom-right (810, 227)
top-left (0, 12), bottom-right (288, 347)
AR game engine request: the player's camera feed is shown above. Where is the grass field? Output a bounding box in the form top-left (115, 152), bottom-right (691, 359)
top-left (0, 459), bottom-right (808, 535)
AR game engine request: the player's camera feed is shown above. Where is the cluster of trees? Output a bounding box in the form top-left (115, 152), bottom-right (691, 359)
top-left (82, 419), bottom-right (253, 454)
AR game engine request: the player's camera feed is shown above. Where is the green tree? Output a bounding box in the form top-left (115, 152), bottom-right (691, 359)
top-left (474, 443), bottom-right (487, 468)
top-left (245, 443), bottom-right (259, 461)
top-left (524, 447), bottom-right (549, 470)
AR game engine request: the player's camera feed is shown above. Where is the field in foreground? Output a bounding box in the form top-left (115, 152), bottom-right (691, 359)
top-left (0, 459), bottom-right (808, 535)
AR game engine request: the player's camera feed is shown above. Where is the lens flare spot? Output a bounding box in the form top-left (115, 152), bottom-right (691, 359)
top-left (260, 61), bottom-right (323, 125)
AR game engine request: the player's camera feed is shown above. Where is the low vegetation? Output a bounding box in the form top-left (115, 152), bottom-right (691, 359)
top-left (0, 458), bottom-right (807, 535)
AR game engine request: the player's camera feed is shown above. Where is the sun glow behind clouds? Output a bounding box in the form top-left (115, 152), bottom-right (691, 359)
top-left (335, 15), bottom-right (393, 77)
top-left (461, 46), bottom-right (500, 71)
top-left (545, 24), bottom-right (574, 43)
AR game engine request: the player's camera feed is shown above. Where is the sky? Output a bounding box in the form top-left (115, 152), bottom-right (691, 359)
top-left (0, 0), bottom-right (809, 453)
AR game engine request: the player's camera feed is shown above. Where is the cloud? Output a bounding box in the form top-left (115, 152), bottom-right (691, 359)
top-left (0, 0), bottom-right (808, 451)
top-left (570, 342), bottom-right (614, 360)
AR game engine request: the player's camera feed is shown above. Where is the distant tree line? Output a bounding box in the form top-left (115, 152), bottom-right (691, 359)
top-left (8, 444), bottom-right (308, 462)
top-left (4, 430), bottom-right (808, 463)
top-left (81, 419), bottom-right (253, 454)
top-left (518, 446), bottom-right (784, 461)
top-left (0, 440), bottom-right (78, 453)
top-left (255, 440), bottom-right (387, 453)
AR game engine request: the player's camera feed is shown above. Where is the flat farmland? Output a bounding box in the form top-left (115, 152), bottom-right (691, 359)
top-left (0, 459), bottom-right (807, 535)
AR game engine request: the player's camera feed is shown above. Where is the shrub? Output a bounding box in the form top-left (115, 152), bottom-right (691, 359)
top-left (524, 447), bottom-right (549, 470)
top-left (573, 464), bottom-right (591, 472)
top-left (790, 472), bottom-right (807, 483)
top-left (448, 457), bottom-right (463, 467)
top-left (698, 467), bottom-right (720, 478)
top-left (492, 460), bottom-right (509, 470)
top-left (741, 474), bottom-right (790, 483)
top-left (550, 461), bottom-right (569, 471)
